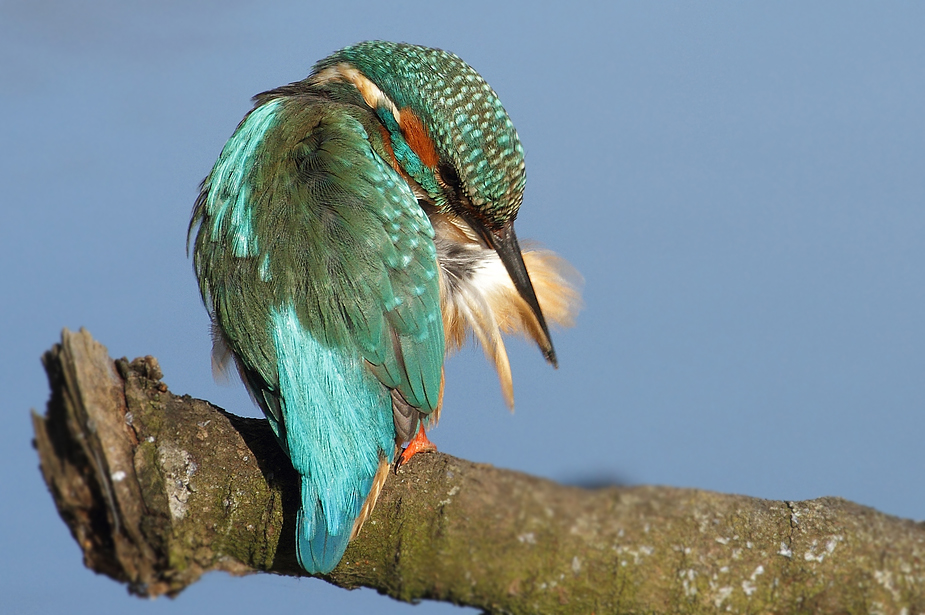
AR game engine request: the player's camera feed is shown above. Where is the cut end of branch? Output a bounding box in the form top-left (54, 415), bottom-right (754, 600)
top-left (32, 328), bottom-right (259, 597)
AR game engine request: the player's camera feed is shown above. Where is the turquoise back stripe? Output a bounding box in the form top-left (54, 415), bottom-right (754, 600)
top-left (270, 302), bottom-right (395, 570)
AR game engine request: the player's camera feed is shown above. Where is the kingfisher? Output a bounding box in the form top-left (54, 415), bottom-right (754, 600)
top-left (189, 41), bottom-right (580, 574)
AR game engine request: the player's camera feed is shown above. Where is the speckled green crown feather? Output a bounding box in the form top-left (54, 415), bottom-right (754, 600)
top-left (313, 41), bottom-right (526, 224)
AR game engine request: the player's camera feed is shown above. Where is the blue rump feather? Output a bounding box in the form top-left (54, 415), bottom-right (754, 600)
top-left (271, 303), bottom-right (396, 573)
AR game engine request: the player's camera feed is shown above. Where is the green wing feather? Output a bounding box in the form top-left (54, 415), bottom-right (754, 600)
top-left (191, 95), bottom-right (445, 416)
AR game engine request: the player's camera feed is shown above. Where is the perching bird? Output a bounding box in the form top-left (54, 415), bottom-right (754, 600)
top-left (189, 41), bottom-right (580, 574)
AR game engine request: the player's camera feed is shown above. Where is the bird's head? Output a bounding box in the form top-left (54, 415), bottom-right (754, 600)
top-left (309, 41), bottom-right (557, 365)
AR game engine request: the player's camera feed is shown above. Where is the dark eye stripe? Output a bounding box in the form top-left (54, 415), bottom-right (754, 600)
top-left (438, 161), bottom-right (460, 192)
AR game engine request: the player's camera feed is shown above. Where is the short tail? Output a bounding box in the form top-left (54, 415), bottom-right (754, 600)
top-left (297, 490), bottom-right (352, 574)
top-left (296, 456), bottom-right (393, 574)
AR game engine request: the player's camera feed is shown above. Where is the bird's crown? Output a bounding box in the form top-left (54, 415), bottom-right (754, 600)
top-left (310, 41), bottom-right (526, 230)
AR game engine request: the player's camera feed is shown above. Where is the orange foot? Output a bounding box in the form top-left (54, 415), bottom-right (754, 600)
top-left (396, 422), bottom-right (437, 468)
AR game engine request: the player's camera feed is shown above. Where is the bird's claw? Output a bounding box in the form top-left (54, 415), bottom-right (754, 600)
top-left (396, 423), bottom-right (437, 470)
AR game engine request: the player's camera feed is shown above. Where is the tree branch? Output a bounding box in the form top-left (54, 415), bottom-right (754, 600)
top-left (32, 328), bottom-right (925, 613)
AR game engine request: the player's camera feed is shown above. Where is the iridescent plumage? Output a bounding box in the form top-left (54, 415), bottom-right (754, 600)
top-left (189, 41), bottom-right (580, 574)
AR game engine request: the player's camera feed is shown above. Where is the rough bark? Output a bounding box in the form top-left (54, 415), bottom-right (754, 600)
top-left (32, 328), bottom-right (925, 613)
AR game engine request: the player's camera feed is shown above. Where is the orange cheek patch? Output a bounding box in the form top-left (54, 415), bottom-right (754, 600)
top-left (399, 108), bottom-right (439, 169)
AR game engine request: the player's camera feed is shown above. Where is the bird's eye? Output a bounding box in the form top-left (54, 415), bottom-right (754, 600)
top-left (437, 161), bottom-right (460, 192)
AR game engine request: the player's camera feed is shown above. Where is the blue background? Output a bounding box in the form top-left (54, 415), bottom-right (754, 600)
top-left (2, 2), bottom-right (923, 613)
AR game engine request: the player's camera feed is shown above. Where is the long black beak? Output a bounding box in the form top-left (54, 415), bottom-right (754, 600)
top-left (485, 222), bottom-right (558, 368)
